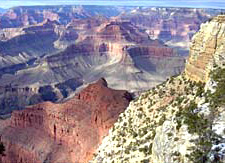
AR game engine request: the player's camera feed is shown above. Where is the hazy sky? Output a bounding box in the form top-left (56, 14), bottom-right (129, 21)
top-left (1, 0), bottom-right (225, 9)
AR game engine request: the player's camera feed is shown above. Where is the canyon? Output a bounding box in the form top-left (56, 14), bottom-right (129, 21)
top-left (0, 6), bottom-right (223, 114)
top-left (0, 5), bottom-right (225, 163)
top-left (0, 78), bottom-right (132, 163)
top-left (91, 14), bottom-right (225, 163)
top-left (0, 6), bottom-right (194, 114)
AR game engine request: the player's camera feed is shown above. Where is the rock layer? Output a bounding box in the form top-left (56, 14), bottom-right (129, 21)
top-left (0, 6), bottom-right (127, 29)
top-left (0, 6), bottom-right (220, 114)
top-left (185, 15), bottom-right (225, 82)
top-left (117, 8), bottom-right (223, 52)
top-left (0, 78), bottom-right (132, 163)
top-left (91, 15), bottom-right (225, 163)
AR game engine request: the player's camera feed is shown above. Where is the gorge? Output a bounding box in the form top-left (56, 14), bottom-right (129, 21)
top-left (0, 5), bottom-right (225, 163)
top-left (0, 6), bottom-right (223, 114)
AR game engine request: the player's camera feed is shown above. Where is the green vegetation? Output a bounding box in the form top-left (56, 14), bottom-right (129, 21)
top-left (175, 96), bottom-right (185, 105)
top-left (173, 70), bottom-right (225, 163)
top-left (210, 68), bottom-right (225, 107)
top-left (158, 114), bottom-right (166, 126)
top-left (94, 68), bottom-right (225, 162)
top-left (195, 82), bottom-right (205, 97)
top-left (141, 159), bottom-right (149, 163)
top-left (170, 88), bottom-right (175, 96)
top-left (167, 132), bottom-right (173, 137)
top-left (175, 100), bottom-right (215, 163)
top-left (139, 145), bottom-right (152, 156)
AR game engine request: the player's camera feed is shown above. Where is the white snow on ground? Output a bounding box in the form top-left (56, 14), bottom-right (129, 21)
top-left (210, 111), bottom-right (225, 161)
top-left (212, 112), bottom-right (225, 138)
top-left (205, 79), bottom-right (218, 93)
top-left (210, 143), bottom-right (225, 162)
top-left (195, 102), bottom-right (211, 115)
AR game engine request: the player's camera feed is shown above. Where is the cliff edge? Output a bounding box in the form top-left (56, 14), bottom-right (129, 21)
top-left (91, 15), bottom-right (225, 163)
top-left (0, 78), bottom-right (132, 163)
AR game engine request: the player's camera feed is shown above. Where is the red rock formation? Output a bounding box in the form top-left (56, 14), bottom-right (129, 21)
top-left (117, 7), bottom-right (215, 43)
top-left (67, 16), bottom-right (107, 31)
top-left (0, 78), bottom-right (132, 163)
top-left (97, 21), bottom-right (149, 43)
top-left (0, 6), bottom-right (122, 29)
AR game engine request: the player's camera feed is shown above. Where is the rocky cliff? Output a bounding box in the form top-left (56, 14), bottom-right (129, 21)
top-left (185, 15), bottom-right (225, 82)
top-left (0, 10), bottom-right (185, 113)
top-left (1, 6), bottom-right (222, 114)
top-left (91, 15), bottom-right (225, 163)
top-left (0, 78), bottom-right (132, 163)
top-left (0, 19), bottom-right (79, 68)
top-left (0, 77), bottom-right (83, 115)
top-left (0, 6), bottom-right (129, 29)
top-left (116, 7), bottom-right (224, 55)
top-left (0, 21), bottom-right (184, 91)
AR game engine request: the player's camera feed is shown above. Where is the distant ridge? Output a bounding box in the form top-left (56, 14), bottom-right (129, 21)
top-left (1, 0), bottom-right (225, 9)
top-left (0, 8), bottom-right (6, 14)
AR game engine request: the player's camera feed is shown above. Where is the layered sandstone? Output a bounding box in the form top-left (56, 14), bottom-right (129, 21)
top-left (116, 7), bottom-right (222, 55)
top-left (0, 8), bottom-right (186, 114)
top-left (91, 15), bottom-right (225, 163)
top-left (0, 6), bottom-right (124, 29)
top-left (0, 21), bottom-right (184, 91)
top-left (0, 12), bottom-right (184, 115)
top-left (0, 78), bottom-right (132, 163)
top-left (0, 19), bottom-right (80, 69)
top-left (185, 15), bottom-right (225, 82)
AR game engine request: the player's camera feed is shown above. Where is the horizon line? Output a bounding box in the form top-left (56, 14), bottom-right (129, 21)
top-left (1, 1), bottom-right (225, 9)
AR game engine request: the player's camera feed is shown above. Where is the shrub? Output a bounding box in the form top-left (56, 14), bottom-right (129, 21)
top-left (211, 68), bottom-right (225, 107)
top-left (137, 113), bottom-right (143, 119)
top-left (196, 82), bottom-right (205, 97)
top-left (167, 132), bottom-right (173, 137)
top-left (141, 159), bottom-right (149, 163)
top-left (158, 114), bottom-right (166, 126)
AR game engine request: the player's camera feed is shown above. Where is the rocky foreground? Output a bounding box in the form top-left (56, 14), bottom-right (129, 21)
top-left (91, 15), bottom-right (225, 163)
top-left (0, 78), bottom-right (132, 163)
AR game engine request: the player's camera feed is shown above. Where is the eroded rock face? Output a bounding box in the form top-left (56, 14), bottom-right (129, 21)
top-left (0, 6), bottom-right (125, 29)
top-left (0, 18), bottom-right (185, 113)
top-left (0, 77), bottom-right (83, 115)
top-left (0, 78), bottom-right (132, 163)
top-left (90, 15), bottom-right (225, 163)
top-left (185, 15), bottom-right (225, 82)
top-left (0, 21), bottom-right (184, 89)
top-left (116, 7), bottom-right (223, 55)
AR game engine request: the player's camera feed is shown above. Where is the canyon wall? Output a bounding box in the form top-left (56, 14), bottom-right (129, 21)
top-left (0, 77), bottom-right (83, 115)
top-left (185, 15), bottom-right (225, 82)
top-left (116, 7), bottom-right (224, 55)
top-left (0, 6), bottom-right (129, 29)
top-left (0, 78), bottom-right (132, 163)
top-left (91, 15), bottom-right (225, 163)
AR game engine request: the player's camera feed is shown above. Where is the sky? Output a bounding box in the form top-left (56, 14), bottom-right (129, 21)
top-left (0, 0), bottom-right (225, 9)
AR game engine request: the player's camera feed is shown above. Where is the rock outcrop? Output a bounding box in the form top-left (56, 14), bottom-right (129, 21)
top-left (91, 15), bottom-right (225, 163)
top-left (0, 11), bottom-right (185, 113)
top-left (185, 15), bottom-right (225, 82)
top-left (0, 6), bottom-right (126, 29)
top-left (0, 21), bottom-right (184, 92)
top-left (0, 6), bottom-right (221, 114)
top-left (116, 7), bottom-right (224, 55)
top-left (0, 77), bottom-right (83, 115)
top-left (0, 78), bottom-right (132, 163)
top-left (0, 9), bottom-right (225, 163)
